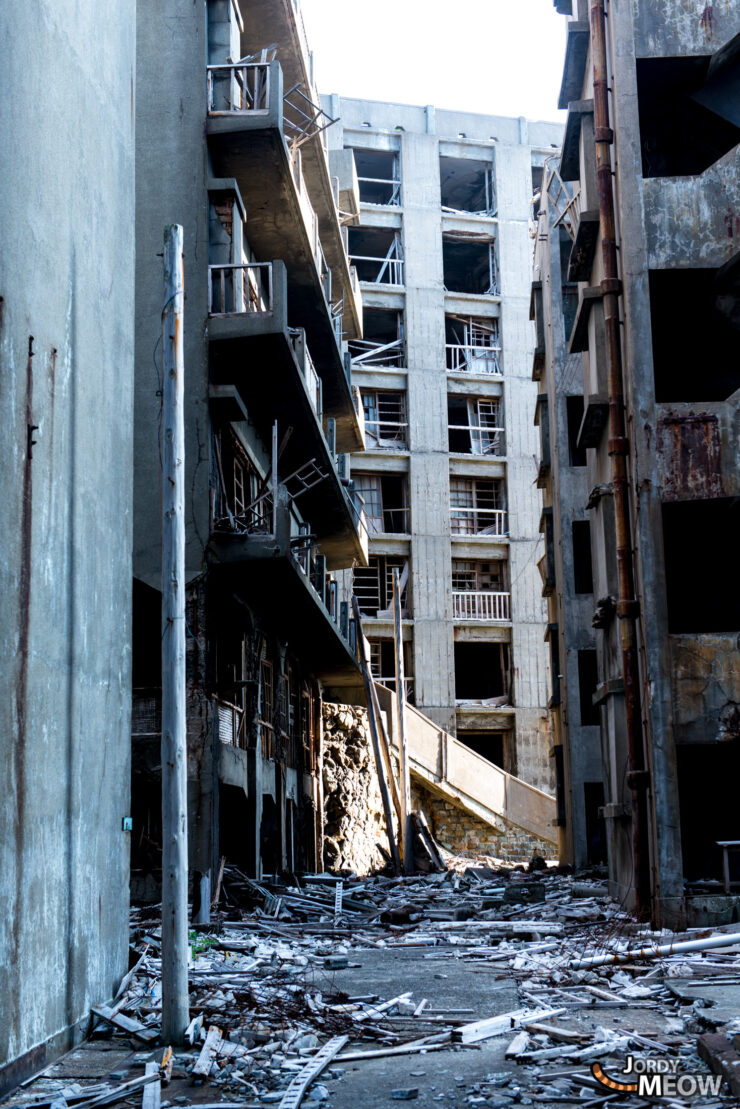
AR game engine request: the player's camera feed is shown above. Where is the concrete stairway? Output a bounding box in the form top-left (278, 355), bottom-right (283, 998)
top-left (374, 684), bottom-right (557, 846)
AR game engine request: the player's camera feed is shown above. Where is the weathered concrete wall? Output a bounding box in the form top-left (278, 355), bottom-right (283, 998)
top-left (0, 0), bottom-right (135, 1082)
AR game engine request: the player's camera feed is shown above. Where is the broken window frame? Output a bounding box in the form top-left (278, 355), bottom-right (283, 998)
top-left (442, 233), bottom-right (499, 296)
top-left (354, 555), bottom-right (410, 617)
top-left (207, 61), bottom-right (271, 115)
top-left (450, 477), bottom-right (506, 536)
top-left (348, 227), bottom-right (405, 286)
top-left (439, 154), bottom-right (497, 216)
top-left (259, 657), bottom-right (275, 759)
top-left (352, 473), bottom-right (410, 535)
top-left (361, 389), bottom-right (408, 450)
top-left (445, 315), bottom-right (502, 376)
top-left (448, 396), bottom-right (505, 457)
top-left (368, 639), bottom-right (415, 702)
top-left (350, 146), bottom-right (402, 207)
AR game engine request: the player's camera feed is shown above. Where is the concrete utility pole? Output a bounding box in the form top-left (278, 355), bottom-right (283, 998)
top-left (161, 224), bottom-right (189, 1043)
top-left (392, 567), bottom-right (413, 871)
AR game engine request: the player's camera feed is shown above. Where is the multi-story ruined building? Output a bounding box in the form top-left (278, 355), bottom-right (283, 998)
top-left (0, 0), bottom-right (135, 1088)
top-left (536, 0), bottom-right (740, 923)
top-left (326, 98), bottom-right (562, 793)
top-left (131, 0), bottom-right (367, 894)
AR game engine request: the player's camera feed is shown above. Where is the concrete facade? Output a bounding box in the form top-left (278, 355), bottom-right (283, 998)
top-left (326, 98), bottom-right (561, 794)
top-left (0, 0), bottom-right (135, 1087)
top-left (132, 0), bottom-right (367, 892)
top-left (537, 0), bottom-right (740, 922)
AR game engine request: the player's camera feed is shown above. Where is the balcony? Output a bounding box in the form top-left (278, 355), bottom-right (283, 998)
top-left (206, 60), bottom-right (358, 375)
top-left (446, 343), bottom-right (502, 377)
top-left (208, 259), bottom-right (363, 454)
top-left (450, 507), bottom-right (508, 537)
top-left (452, 591), bottom-right (511, 622)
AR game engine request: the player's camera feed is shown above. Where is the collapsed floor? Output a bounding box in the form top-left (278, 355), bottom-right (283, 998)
top-left (6, 861), bottom-right (740, 1109)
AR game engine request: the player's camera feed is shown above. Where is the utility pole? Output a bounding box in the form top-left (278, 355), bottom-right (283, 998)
top-left (161, 224), bottom-right (189, 1043)
top-left (392, 566), bottom-right (413, 871)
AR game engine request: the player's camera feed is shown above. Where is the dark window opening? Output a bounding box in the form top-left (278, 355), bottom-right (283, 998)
top-left (133, 578), bottom-right (162, 687)
top-left (448, 394), bottom-right (504, 456)
top-left (349, 307), bottom-right (405, 368)
top-left (650, 266), bottom-right (740, 402)
top-left (553, 745), bottom-right (566, 828)
top-left (347, 226), bottom-right (404, 285)
top-left (260, 794), bottom-right (281, 876)
top-left (350, 147), bottom-right (400, 205)
top-left (439, 155), bottom-right (495, 214)
top-left (454, 642), bottom-right (509, 701)
top-left (531, 165), bottom-right (544, 195)
top-left (572, 520), bottom-right (594, 594)
top-left (354, 555), bottom-right (409, 616)
top-left (637, 46), bottom-right (740, 179)
top-left (548, 627), bottom-right (561, 706)
top-left (369, 638), bottom-right (415, 703)
top-left (457, 731), bottom-right (505, 768)
top-left (678, 741), bottom-right (740, 883)
top-left (352, 472), bottom-right (409, 534)
top-left (577, 649), bottom-right (600, 726)
top-left (566, 395), bottom-right (587, 466)
top-left (443, 235), bottom-right (498, 295)
top-left (584, 782), bottom-right (607, 865)
top-left (220, 783), bottom-right (252, 873)
top-left (560, 226), bottom-right (579, 339)
top-left (663, 499), bottom-right (740, 633)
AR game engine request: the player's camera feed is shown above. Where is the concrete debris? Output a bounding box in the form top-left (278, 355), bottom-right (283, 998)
top-left (7, 863), bottom-right (740, 1108)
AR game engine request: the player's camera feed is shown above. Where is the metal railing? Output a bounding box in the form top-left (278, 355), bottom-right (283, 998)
top-left (208, 262), bottom-right (273, 316)
top-left (207, 63), bottom-right (270, 114)
top-left (349, 337), bottom-right (405, 368)
top-left (450, 507), bottom-right (507, 536)
top-left (349, 253), bottom-right (404, 286)
top-left (452, 591), bottom-right (510, 621)
top-left (365, 507), bottom-right (410, 535)
top-left (357, 177), bottom-right (401, 206)
top-left (448, 424), bottom-right (505, 456)
top-left (374, 676), bottom-right (415, 701)
top-left (446, 343), bottom-right (502, 376)
top-left (364, 420), bottom-right (408, 450)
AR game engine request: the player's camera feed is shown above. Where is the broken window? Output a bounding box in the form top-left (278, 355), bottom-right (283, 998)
top-left (259, 655), bottom-right (275, 758)
top-left (443, 234), bottom-right (498, 295)
top-left (450, 477), bottom-right (506, 536)
top-left (445, 314), bottom-right (502, 375)
top-left (457, 731), bottom-right (506, 769)
top-left (349, 307), bottom-right (405, 368)
top-left (454, 642), bottom-right (510, 702)
top-left (577, 649), bottom-right (600, 727)
top-left (566, 395), bottom-right (587, 466)
top-left (354, 555), bottom-right (409, 617)
top-left (352, 473), bottom-right (409, 534)
top-left (361, 389), bottom-right (408, 450)
top-left (662, 498), bottom-right (740, 634)
top-left (348, 226), bottom-right (404, 285)
top-left (637, 44), bottom-right (740, 178)
top-left (548, 625), bottom-right (561, 707)
top-left (584, 782), bottom-right (608, 865)
top-left (451, 560), bottom-right (508, 621)
top-left (439, 155), bottom-right (496, 215)
top-left (650, 266), bottom-right (740, 402)
top-left (368, 638), bottom-right (415, 702)
top-left (448, 395), bottom-right (504, 456)
top-left (572, 520), bottom-right (594, 595)
top-left (678, 741), bottom-right (740, 882)
top-left (350, 147), bottom-right (401, 206)
top-left (212, 429), bottom-right (269, 533)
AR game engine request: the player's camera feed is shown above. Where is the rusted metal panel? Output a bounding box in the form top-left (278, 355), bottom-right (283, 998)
top-left (657, 412), bottom-right (724, 500)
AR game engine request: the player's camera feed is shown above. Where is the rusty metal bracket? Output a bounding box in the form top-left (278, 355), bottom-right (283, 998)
top-left (607, 436), bottom-right (629, 456)
top-left (616, 598), bottom-right (640, 620)
top-left (594, 126), bottom-right (614, 143)
top-left (600, 276), bottom-right (621, 295)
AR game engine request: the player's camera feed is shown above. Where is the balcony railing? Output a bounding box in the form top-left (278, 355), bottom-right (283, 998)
top-left (365, 507), bottom-right (410, 536)
top-left (365, 420), bottom-right (408, 450)
top-left (288, 329), bottom-right (322, 416)
top-left (450, 507), bottom-right (507, 536)
top-left (215, 697), bottom-right (247, 748)
top-left (349, 254), bottom-right (404, 286)
top-left (448, 424), bottom-right (505, 457)
top-left (446, 343), bottom-right (502, 376)
top-left (452, 591), bottom-right (510, 621)
top-left (208, 262), bottom-right (273, 316)
top-left (349, 337), bottom-right (405, 368)
top-left (358, 177), bottom-right (401, 206)
top-left (207, 63), bottom-right (270, 115)
top-left (374, 676), bottom-right (415, 701)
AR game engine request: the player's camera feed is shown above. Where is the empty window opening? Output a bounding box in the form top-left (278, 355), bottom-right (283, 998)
top-left (439, 155), bottom-right (496, 215)
top-left (572, 520), bottom-right (594, 594)
top-left (539, 509), bottom-right (556, 596)
top-left (454, 642), bottom-right (510, 702)
top-left (663, 498), bottom-right (740, 634)
top-left (531, 165), bottom-right (544, 197)
top-left (443, 235), bottom-right (498, 295)
top-left (650, 266), bottom-right (740, 402)
top-left (354, 555), bottom-right (410, 617)
top-left (445, 314), bottom-right (501, 375)
top-left (369, 638), bottom-right (414, 702)
top-left (637, 45), bottom-right (740, 179)
top-left (352, 473), bottom-right (409, 534)
top-left (548, 626), bottom-right (561, 706)
top-left (259, 653), bottom-right (275, 759)
top-left (452, 559), bottom-right (508, 621)
top-left (133, 578), bottom-right (162, 688)
top-left (362, 389), bottom-right (408, 450)
top-left (219, 784), bottom-right (252, 872)
top-left (348, 226), bottom-right (404, 285)
top-left (212, 429), bottom-right (267, 533)
top-left (350, 147), bottom-right (401, 206)
top-left (577, 649), bottom-right (600, 727)
top-left (349, 307), bottom-right (405, 368)
top-left (678, 740), bottom-right (740, 883)
top-left (450, 477), bottom-right (506, 536)
top-left (584, 782), bottom-right (607, 865)
top-left (560, 226), bottom-right (579, 339)
top-left (448, 395), bottom-right (504, 456)
top-left (458, 731), bottom-right (506, 769)
top-left (566, 395), bottom-right (587, 466)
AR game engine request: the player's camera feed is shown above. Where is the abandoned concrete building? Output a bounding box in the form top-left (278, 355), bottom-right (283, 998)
top-left (535, 0), bottom-right (740, 925)
top-left (325, 96), bottom-right (562, 796)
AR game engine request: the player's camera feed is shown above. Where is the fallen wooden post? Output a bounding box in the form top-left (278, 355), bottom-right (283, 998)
top-left (278, 1035), bottom-right (348, 1108)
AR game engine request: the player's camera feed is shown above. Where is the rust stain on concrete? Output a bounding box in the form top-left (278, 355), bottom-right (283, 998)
top-left (657, 412), bottom-right (724, 501)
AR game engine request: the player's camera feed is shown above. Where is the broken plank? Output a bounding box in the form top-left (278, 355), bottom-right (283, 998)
top-left (453, 1007), bottom-right (566, 1045)
top-left (505, 1031), bottom-right (530, 1058)
top-left (141, 1063), bottom-right (160, 1109)
top-left (90, 1006), bottom-right (158, 1044)
top-left (192, 1025), bottom-right (223, 1077)
top-left (278, 1035), bottom-right (348, 1109)
top-left (72, 1073), bottom-right (161, 1109)
top-left (522, 1022), bottom-right (589, 1044)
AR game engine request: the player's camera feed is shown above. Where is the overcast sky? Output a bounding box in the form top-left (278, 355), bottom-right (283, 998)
top-left (300, 0), bottom-right (567, 124)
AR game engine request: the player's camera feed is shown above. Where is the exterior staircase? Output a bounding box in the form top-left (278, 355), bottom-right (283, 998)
top-left (374, 684), bottom-right (557, 846)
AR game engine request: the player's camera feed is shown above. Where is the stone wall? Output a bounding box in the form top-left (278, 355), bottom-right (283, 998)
top-left (322, 703), bottom-right (390, 874)
top-left (411, 785), bottom-right (556, 864)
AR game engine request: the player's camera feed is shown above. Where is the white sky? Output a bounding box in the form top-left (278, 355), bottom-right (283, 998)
top-left (300, 0), bottom-right (567, 124)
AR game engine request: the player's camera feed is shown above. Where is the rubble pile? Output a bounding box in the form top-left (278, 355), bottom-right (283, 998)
top-left (7, 864), bottom-right (740, 1108)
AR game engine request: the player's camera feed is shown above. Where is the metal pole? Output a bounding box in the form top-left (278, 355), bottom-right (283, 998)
top-left (571, 929), bottom-right (740, 970)
top-left (392, 568), bottom-right (412, 871)
top-left (590, 0), bottom-right (652, 921)
top-left (161, 224), bottom-right (189, 1043)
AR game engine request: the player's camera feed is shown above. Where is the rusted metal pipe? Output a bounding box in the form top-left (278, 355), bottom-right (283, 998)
top-left (590, 0), bottom-right (652, 921)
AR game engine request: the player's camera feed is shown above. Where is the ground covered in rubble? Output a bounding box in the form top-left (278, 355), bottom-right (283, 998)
top-left (6, 860), bottom-right (740, 1108)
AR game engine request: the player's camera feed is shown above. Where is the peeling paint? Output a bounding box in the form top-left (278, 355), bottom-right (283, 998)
top-left (657, 412), bottom-right (724, 500)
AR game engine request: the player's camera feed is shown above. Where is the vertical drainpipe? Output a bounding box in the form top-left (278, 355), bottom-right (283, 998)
top-left (590, 0), bottom-right (652, 920)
